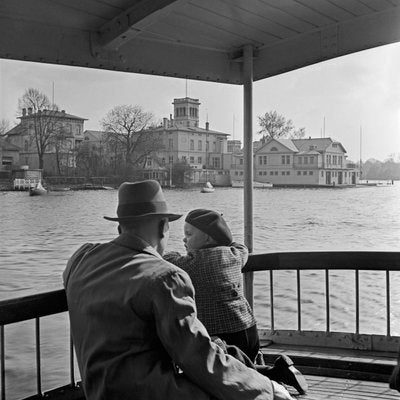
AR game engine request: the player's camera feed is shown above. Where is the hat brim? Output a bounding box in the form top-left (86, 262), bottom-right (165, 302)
top-left (104, 213), bottom-right (182, 222)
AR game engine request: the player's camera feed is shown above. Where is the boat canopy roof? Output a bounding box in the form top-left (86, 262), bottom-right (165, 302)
top-left (1, 0), bottom-right (400, 84)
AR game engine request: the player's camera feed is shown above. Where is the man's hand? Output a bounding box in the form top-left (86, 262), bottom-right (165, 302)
top-left (272, 381), bottom-right (295, 400)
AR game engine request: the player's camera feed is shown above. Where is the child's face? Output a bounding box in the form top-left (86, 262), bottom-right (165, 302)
top-left (183, 222), bottom-right (211, 251)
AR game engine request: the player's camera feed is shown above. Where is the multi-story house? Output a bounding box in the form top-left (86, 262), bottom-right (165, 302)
top-left (231, 137), bottom-right (359, 187)
top-left (5, 108), bottom-right (86, 175)
top-left (142, 97), bottom-right (231, 186)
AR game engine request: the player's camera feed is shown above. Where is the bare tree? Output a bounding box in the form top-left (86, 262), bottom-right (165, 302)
top-left (101, 105), bottom-right (163, 174)
top-left (18, 88), bottom-right (65, 169)
top-left (289, 127), bottom-right (306, 139)
top-left (258, 110), bottom-right (294, 140)
top-left (0, 119), bottom-right (10, 137)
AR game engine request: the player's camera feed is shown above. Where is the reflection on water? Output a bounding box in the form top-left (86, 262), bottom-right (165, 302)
top-left (1, 185), bottom-right (400, 398)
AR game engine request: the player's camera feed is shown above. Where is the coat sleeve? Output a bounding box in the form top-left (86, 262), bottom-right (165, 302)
top-left (151, 267), bottom-right (274, 400)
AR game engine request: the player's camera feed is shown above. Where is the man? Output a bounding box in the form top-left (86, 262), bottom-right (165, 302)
top-left (63, 180), bottom-right (294, 400)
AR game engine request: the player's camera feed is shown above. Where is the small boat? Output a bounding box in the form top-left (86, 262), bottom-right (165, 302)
top-left (201, 181), bottom-right (215, 193)
top-left (29, 181), bottom-right (47, 196)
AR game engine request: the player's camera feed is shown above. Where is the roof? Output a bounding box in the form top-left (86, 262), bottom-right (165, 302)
top-left (1, 1), bottom-right (399, 84)
top-left (4, 124), bottom-right (24, 136)
top-left (293, 138), bottom-right (335, 152)
top-left (150, 125), bottom-right (229, 137)
top-left (0, 137), bottom-right (21, 151)
top-left (274, 138), bottom-right (299, 152)
top-left (19, 110), bottom-right (87, 121)
top-left (83, 130), bottom-right (106, 141)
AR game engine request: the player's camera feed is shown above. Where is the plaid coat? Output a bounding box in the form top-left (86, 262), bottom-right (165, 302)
top-left (164, 243), bottom-right (257, 335)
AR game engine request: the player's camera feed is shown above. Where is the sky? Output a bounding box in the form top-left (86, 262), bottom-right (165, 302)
top-left (1, 42), bottom-right (399, 162)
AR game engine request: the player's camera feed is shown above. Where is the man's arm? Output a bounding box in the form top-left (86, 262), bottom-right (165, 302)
top-left (152, 268), bottom-right (282, 400)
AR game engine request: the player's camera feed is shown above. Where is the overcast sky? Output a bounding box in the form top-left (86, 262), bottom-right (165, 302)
top-left (1, 42), bottom-right (399, 162)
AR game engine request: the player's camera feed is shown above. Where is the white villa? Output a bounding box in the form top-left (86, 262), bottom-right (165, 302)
top-left (230, 137), bottom-right (359, 187)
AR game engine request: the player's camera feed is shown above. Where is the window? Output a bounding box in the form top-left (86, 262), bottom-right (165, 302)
top-left (147, 158), bottom-right (152, 166)
top-left (286, 155), bottom-right (290, 164)
top-left (281, 155), bottom-right (285, 164)
top-left (281, 171), bottom-right (285, 175)
top-left (270, 171), bottom-right (273, 175)
top-left (297, 171), bottom-right (301, 175)
top-left (274, 171), bottom-right (278, 175)
top-left (263, 156), bottom-right (267, 164)
top-left (182, 156), bottom-right (187, 162)
top-left (212, 157), bottom-right (220, 168)
top-left (270, 147), bottom-right (278, 151)
top-left (239, 158), bottom-right (243, 165)
top-left (259, 171), bottom-right (263, 176)
top-left (190, 139), bottom-right (194, 150)
top-left (240, 171), bottom-right (244, 176)
top-left (263, 171), bottom-right (267, 175)
top-left (298, 157), bottom-right (302, 164)
top-left (198, 156), bottom-right (202, 164)
top-left (168, 138), bottom-right (173, 150)
top-left (310, 156), bottom-right (314, 164)
top-left (24, 140), bottom-right (29, 151)
top-left (213, 142), bottom-right (216, 152)
top-left (304, 157), bottom-right (308, 164)
top-left (303, 171), bottom-right (307, 175)
top-left (169, 156), bottom-right (173, 163)
top-left (259, 156), bottom-right (263, 165)
top-left (321, 171), bottom-right (324, 176)
top-left (161, 158), bottom-right (165, 165)
top-left (286, 171), bottom-right (290, 175)
top-left (235, 171), bottom-right (239, 176)
top-left (309, 171), bottom-right (313, 175)
top-left (206, 141), bottom-right (209, 151)
top-left (198, 140), bottom-right (202, 150)
top-left (190, 156), bottom-right (194, 163)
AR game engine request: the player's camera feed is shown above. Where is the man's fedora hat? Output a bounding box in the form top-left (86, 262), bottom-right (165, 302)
top-left (104, 180), bottom-right (182, 222)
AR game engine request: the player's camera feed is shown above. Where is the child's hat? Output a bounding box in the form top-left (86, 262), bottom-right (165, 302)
top-left (185, 209), bottom-right (232, 246)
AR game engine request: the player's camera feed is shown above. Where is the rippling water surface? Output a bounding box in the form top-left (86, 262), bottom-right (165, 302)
top-left (1, 184), bottom-right (400, 398)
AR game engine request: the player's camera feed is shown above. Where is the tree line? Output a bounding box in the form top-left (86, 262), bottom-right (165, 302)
top-left (361, 157), bottom-right (400, 180)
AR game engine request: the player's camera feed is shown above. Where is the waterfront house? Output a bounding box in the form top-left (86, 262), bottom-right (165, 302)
top-left (5, 108), bottom-right (87, 175)
top-left (141, 97), bottom-right (231, 186)
top-left (231, 137), bottom-right (359, 187)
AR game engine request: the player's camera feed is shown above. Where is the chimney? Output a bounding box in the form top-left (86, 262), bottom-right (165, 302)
top-left (22, 108), bottom-right (26, 116)
top-left (62, 110), bottom-right (66, 114)
top-left (28, 107), bottom-right (33, 115)
top-left (163, 117), bottom-right (168, 128)
top-left (206, 122), bottom-right (209, 130)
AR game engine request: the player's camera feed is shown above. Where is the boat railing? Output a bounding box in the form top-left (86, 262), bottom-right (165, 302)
top-left (242, 250), bottom-right (400, 381)
top-left (1, 251), bottom-right (400, 399)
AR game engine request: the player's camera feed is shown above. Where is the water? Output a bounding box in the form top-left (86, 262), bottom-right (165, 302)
top-left (1, 185), bottom-right (400, 398)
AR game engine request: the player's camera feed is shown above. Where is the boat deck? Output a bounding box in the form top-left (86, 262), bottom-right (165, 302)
top-left (261, 342), bottom-right (398, 399)
top-left (290, 375), bottom-right (397, 399)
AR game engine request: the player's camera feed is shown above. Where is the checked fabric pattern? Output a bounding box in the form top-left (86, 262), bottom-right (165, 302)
top-left (164, 243), bottom-right (256, 335)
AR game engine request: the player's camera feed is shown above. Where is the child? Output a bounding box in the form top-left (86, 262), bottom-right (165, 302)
top-left (164, 208), bottom-right (259, 361)
top-left (165, 208), bottom-right (308, 395)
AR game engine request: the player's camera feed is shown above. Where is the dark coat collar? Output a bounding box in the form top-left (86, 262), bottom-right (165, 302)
top-left (112, 233), bottom-right (162, 259)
